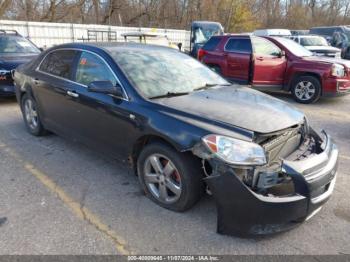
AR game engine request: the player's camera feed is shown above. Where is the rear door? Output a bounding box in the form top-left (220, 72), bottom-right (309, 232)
top-left (224, 38), bottom-right (252, 83)
top-left (251, 37), bottom-right (287, 87)
top-left (34, 49), bottom-right (80, 137)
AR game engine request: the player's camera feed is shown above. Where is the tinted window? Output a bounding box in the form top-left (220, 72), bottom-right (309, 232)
top-left (203, 37), bottom-right (221, 51)
top-left (75, 51), bottom-right (116, 86)
top-left (225, 38), bottom-right (252, 53)
top-left (251, 37), bottom-right (281, 56)
top-left (39, 50), bottom-right (77, 79)
top-left (0, 36), bottom-right (40, 54)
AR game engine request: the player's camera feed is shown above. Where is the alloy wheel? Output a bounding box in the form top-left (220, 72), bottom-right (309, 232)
top-left (24, 98), bottom-right (38, 130)
top-left (143, 153), bottom-right (182, 204)
top-left (294, 81), bottom-right (316, 101)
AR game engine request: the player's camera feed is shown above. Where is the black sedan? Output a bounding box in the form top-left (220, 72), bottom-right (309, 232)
top-left (13, 42), bottom-right (338, 237)
top-left (0, 30), bottom-right (40, 96)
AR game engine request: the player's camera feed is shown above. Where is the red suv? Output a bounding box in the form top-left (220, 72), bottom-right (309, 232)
top-left (198, 35), bottom-right (350, 103)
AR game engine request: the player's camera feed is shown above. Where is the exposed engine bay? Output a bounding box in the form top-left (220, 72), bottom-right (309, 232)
top-left (193, 120), bottom-right (325, 196)
top-left (192, 123), bottom-right (337, 236)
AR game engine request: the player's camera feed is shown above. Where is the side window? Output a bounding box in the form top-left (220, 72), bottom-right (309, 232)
top-left (203, 37), bottom-right (221, 51)
top-left (251, 37), bottom-right (281, 56)
top-left (225, 38), bottom-right (252, 53)
top-left (75, 51), bottom-right (116, 86)
top-left (39, 50), bottom-right (78, 79)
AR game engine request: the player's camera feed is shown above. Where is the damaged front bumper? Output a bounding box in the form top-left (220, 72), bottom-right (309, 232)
top-left (204, 130), bottom-right (338, 237)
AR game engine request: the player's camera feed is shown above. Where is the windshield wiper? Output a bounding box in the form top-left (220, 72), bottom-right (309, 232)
top-left (149, 91), bottom-right (190, 99)
top-left (194, 83), bottom-right (231, 91)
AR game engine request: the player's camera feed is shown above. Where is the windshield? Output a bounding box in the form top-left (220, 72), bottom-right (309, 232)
top-left (0, 36), bottom-right (40, 54)
top-left (274, 37), bottom-right (313, 57)
top-left (300, 36), bottom-right (328, 46)
top-left (110, 49), bottom-right (229, 99)
top-left (194, 26), bottom-right (223, 44)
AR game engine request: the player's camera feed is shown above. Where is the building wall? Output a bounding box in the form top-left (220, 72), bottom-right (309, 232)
top-left (0, 20), bottom-right (190, 49)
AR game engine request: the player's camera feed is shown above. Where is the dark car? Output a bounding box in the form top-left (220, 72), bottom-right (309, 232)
top-left (309, 26), bottom-right (350, 40)
top-left (0, 30), bottom-right (40, 96)
top-left (199, 35), bottom-right (350, 103)
top-left (13, 43), bottom-right (338, 237)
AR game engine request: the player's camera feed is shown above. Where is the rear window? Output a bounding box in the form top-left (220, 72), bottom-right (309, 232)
top-left (225, 38), bottom-right (252, 53)
top-left (202, 37), bottom-right (221, 51)
top-left (39, 50), bottom-right (78, 80)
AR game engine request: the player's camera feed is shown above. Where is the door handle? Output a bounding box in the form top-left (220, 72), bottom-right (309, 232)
top-left (67, 90), bottom-right (79, 98)
top-left (256, 57), bottom-right (264, 61)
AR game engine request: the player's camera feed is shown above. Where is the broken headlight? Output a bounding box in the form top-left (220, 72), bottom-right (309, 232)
top-left (202, 135), bottom-right (267, 166)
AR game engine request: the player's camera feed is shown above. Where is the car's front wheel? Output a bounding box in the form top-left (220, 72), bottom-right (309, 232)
top-left (291, 76), bottom-right (321, 104)
top-left (137, 142), bottom-right (203, 212)
top-left (21, 93), bottom-right (47, 136)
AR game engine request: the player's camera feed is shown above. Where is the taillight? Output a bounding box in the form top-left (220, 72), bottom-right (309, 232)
top-left (197, 48), bottom-right (207, 61)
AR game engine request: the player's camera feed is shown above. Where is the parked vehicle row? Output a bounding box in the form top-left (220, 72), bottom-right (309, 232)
top-left (309, 26), bottom-right (350, 60)
top-left (198, 35), bottom-right (350, 103)
top-left (290, 35), bottom-right (341, 58)
top-left (13, 42), bottom-right (339, 237)
top-left (0, 30), bottom-right (40, 96)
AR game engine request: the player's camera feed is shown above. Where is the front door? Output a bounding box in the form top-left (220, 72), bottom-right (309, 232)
top-left (251, 37), bottom-right (287, 87)
top-left (66, 50), bottom-right (135, 159)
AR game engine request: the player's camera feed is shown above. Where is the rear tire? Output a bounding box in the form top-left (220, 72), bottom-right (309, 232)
top-left (291, 76), bottom-right (321, 104)
top-left (21, 93), bottom-right (47, 136)
top-left (137, 142), bottom-right (203, 212)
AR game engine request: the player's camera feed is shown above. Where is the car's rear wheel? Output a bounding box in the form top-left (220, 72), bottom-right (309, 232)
top-left (137, 142), bottom-right (203, 212)
top-left (291, 76), bottom-right (321, 104)
top-left (21, 93), bottom-right (47, 136)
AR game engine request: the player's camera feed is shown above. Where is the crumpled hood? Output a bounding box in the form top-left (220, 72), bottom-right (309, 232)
top-left (0, 54), bottom-right (38, 70)
top-left (155, 86), bottom-right (305, 134)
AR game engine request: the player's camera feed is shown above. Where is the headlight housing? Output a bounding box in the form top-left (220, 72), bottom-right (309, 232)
top-left (202, 135), bottom-right (267, 166)
top-left (331, 63), bottom-right (345, 77)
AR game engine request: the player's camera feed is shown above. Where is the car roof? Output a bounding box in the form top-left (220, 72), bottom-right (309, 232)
top-left (214, 34), bottom-right (251, 38)
top-left (48, 42), bottom-right (176, 53)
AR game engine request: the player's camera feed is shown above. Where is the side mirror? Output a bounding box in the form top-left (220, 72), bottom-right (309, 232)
top-left (39, 47), bottom-right (44, 52)
top-left (87, 81), bottom-right (123, 97)
top-left (279, 50), bottom-right (286, 58)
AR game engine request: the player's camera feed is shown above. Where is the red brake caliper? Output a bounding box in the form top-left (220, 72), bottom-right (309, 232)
top-left (162, 159), bottom-right (180, 183)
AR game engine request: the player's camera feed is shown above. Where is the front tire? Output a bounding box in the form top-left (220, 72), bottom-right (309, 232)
top-left (137, 142), bottom-right (203, 212)
top-left (21, 93), bottom-right (47, 136)
top-left (291, 76), bottom-right (321, 104)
